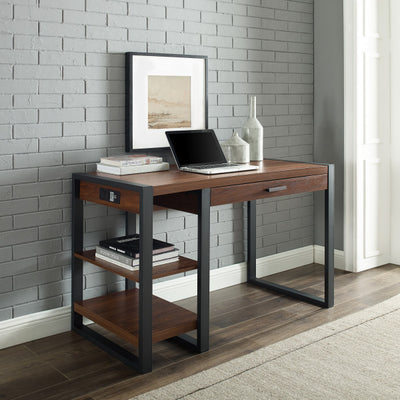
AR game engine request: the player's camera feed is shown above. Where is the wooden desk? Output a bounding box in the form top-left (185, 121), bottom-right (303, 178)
top-left (71, 159), bottom-right (334, 373)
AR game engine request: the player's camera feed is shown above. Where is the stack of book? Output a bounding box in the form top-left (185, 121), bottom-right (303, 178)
top-left (96, 154), bottom-right (169, 175)
top-left (95, 234), bottom-right (179, 271)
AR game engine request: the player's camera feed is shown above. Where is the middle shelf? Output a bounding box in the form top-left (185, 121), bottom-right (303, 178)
top-left (75, 250), bottom-right (198, 281)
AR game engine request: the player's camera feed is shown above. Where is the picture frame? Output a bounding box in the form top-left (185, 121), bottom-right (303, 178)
top-left (125, 52), bottom-right (208, 151)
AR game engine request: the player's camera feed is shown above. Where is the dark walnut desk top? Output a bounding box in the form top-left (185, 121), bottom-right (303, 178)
top-left (92, 159), bottom-right (328, 195)
top-left (78, 159), bottom-right (328, 214)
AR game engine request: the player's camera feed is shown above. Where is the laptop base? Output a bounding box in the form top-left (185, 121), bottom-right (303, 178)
top-left (180, 164), bottom-right (258, 175)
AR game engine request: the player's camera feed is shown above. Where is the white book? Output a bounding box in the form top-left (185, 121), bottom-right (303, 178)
top-left (100, 154), bottom-right (163, 167)
top-left (95, 252), bottom-right (179, 271)
top-left (96, 161), bottom-right (169, 175)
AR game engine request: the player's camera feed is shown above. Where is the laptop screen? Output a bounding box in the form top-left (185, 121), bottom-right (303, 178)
top-left (166, 130), bottom-right (227, 167)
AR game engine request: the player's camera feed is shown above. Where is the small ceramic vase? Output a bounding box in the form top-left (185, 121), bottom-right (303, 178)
top-left (221, 132), bottom-right (250, 164)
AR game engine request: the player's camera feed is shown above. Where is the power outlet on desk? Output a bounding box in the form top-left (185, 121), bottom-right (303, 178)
top-left (99, 187), bottom-right (121, 204)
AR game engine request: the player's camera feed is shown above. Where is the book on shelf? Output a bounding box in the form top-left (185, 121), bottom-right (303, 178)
top-left (99, 234), bottom-right (176, 258)
top-left (95, 245), bottom-right (179, 267)
top-left (95, 252), bottom-right (179, 271)
top-left (96, 161), bottom-right (169, 175)
top-left (100, 154), bottom-right (163, 167)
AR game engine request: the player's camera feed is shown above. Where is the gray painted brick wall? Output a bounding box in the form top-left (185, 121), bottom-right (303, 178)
top-left (0, 0), bottom-right (314, 321)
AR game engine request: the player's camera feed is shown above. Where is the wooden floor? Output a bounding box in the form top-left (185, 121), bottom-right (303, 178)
top-left (1, 263), bottom-right (400, 400)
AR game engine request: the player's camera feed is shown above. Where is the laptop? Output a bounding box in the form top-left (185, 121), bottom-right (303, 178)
top-left (165, 129), bottom-right (259, 175)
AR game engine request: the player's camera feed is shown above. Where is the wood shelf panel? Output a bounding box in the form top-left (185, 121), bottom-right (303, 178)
top-left (74, 289), bottom-right (197, 347)
top-left (74, 250), bottom-right (197, 282)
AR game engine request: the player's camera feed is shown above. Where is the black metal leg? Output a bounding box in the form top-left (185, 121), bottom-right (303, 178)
top-left (71, 177), bottom-right (83, 329)
top-left (172, 189), bottom-right (211, 353)
top-left (138, 186), bottom-right (153, 373)
top-left (75, 325), bottom-right (145, 370)
top-left (125, 212), bottom-right (137, 291)
top-left (247, 165), bottom-right (335, 308)
top-left (197, 188), bottom-right (210, 352)
top-left (325, 164), bottom-right (335, 308)
top-left (247, 200), bottom-right (256, 282)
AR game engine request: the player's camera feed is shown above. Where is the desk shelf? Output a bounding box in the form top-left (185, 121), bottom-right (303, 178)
top-left (74, 250), bottom-right (197, 281)
top-left (74, 288), bottom-right (197, 348)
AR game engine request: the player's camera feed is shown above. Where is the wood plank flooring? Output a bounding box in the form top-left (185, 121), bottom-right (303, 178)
top-left (1, 264), bottom-right (399, 400)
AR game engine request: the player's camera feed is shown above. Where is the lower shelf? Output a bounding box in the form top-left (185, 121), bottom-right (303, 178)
top-left (74, 288), bottom-right (197, 348)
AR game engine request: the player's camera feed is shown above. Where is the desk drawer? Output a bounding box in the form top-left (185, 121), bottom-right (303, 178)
top-left (210, 174), bottom-right (328, 206)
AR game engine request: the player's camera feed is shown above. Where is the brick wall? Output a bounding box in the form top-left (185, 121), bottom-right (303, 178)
top-left (0, 0), bottom-right (314, 321)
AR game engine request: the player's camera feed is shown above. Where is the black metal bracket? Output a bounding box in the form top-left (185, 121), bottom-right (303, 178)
top-left (247, 164), bottom-right (335, 308)
top-left (197, 188), bottom-right (210, 352)
top-left (170, 187), bottom-right (211, 354)
top-left (72, 325), bottom-right (142, 370)
top-left (71, 174), bottom-right (154, 374)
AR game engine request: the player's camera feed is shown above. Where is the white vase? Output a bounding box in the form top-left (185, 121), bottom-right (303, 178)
top-left (221, 131), bottom-right (250, 164)
top-left (242, 96), bottom-right (263, 161)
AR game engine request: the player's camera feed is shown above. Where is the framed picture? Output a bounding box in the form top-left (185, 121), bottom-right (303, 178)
top-left (125, 52), bottom-right (208, 151)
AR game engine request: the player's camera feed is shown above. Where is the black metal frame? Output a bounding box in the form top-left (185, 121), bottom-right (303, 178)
top-left (246, 164), bottom-right (335, 308)
top-left (174, 188), bottom-right (210, 352)
top-left (71, 174), bottom-right (210, 373)
top-left (71, 173), bottom-right (155, 372)
top-left (125, 52), bottom-right (208, 153)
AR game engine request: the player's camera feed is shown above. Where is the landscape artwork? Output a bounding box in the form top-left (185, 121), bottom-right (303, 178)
top-left (148, 75), bottom-right (191, 129)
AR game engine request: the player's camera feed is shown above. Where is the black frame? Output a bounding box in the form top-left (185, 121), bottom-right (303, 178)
top-left (125, 52), bottom-right (208, 153)
top-left (247, 163), bottom-right (335, 308)
top-left (71, 173), bottom-right (210, 373)
top-left (71, 174), bottom-right (154, 372)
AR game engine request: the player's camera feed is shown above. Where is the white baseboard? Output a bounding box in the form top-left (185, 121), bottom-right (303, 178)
top-left (0, 306), bottom-right (70, 350)
top-left (314, 245), bottom-right (346, 270)
top-left (0, 245), bottom-right (343, 349)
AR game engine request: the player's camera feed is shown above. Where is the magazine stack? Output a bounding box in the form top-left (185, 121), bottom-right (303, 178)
top-left (96, 154), bottom-right (169, 175)
top-left (95, 234), bottom-right (179, 271)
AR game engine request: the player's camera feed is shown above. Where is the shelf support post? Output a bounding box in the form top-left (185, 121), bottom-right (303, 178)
top-left (125, 212), bottom-right (137, 290)
top-left (325, 164), bottom-right (335, 307)
top-left (71, 176), bottom-right (83, 329)
top-left (138, 185), bottom-right (153, 373)
top-left (247, 200), bottom-right (257, 282)
top-left (197, 188), bottom-right (210, 352)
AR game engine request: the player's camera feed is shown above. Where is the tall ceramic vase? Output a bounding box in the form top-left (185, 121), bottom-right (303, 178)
top-left (242, 96), bottom-right (263, 161)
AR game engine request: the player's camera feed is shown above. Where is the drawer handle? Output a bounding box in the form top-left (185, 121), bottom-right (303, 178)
top-left (266, 185), bottom-right (287, 193)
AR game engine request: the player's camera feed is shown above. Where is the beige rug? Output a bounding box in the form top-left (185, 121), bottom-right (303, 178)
top-left (132, 295), bottom-right (400, 399)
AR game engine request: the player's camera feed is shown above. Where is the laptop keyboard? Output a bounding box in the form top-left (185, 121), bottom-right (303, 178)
top-left (186, 163), bottom-right (237, 169)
